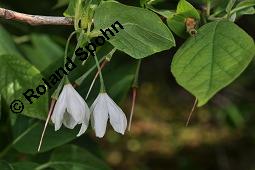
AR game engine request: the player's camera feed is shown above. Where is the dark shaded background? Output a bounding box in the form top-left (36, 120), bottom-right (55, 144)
top-left (0, 0), bottom-right (255, 170)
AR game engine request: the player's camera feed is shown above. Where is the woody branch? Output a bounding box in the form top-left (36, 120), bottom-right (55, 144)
top-left (0, 7), bottom-right (73, 26)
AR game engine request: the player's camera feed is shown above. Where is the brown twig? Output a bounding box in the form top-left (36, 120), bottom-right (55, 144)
top-left (0, 7), bottom-right (73, 26)
top-left (186, 98), bottom-right (198, 127)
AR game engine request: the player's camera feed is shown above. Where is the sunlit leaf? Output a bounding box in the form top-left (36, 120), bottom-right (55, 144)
top-left (171, 20), bottom-right (255, 106)
top-left (0, 54), bottom-right (48, 119)
top-left (93, 1), bottom-right (175, 59)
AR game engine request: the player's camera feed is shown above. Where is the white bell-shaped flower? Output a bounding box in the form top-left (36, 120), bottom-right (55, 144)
top-left (51, 84), bottom-right (90, 137)
top-left (90, 92), bottom-right (127, 138)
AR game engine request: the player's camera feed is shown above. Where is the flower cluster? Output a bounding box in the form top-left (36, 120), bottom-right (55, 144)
top-left (51, 84), bottom-right (127, 138)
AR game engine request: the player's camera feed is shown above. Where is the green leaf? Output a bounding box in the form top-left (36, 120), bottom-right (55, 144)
top-left (12, 162), bottom-right (39, 170)
top-left (0, 25), bottom-right (20, 56)
top-left (167, 14), bottom-right (188, 38)
top-left (0, 54), bottom-right (48, 119)
top-left (75, 44), bottom-right (137, 104)
top-left (12, 116), bottom-right (79, 154)
top-left (226, 0), bottom-right (237, 14)
top-left (167, 0), bottom-right (200, 38)
top-left (54, 0), bottom-right (69, 9)
top-left (236, 0), bottom-right (255, 7)
top-left (237, 7), bottom-right (255, 16)
top-left (177, 0), bottom-right (200, 20)
top-left (63, 0), bottom-right (80, 17)
top-left (171, 20), bottom-right (255, 106)
top-left (104, 54), bottom-right (137, 102)
top-left (20, 34), bottom-right (64, 71)
top-left (64, 0), bottom-right (101, 29)
top-left (64, 0), bottom-right (101, 17)
top-left (0, 161), bottom-right (13, 170)
top-left (0, 27), bottom-right (48, 120)
top-left (145, 4), bottom-right (175, 18)
top-left (48, 145), bottom-right (111, 170)
top-left (93, 1), bottom-right (175, 59)
top-left (152, 9), bottom-right (174, 18)
top-left (231, 0), bottom-right (255, 16)
top-left (140, 0), bottom-right (165, 6)
top-left (140, 0), bottom-right (150, 7)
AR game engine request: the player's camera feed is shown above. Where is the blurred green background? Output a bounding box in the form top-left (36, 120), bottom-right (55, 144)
top-left (0, 0), bottom-right (255, 170)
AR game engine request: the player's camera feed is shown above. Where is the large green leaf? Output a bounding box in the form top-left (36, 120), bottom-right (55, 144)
top-left (171, 20), bottom-right (255, 106)
top-left (20, 34), bottom-right (64, 71)
top-left (93, 1), bottom-right (175, 59)
top-left (0, 54), bottom-right (48, 119)
top-left (48, 145), bottom-right (111, 170)
top-left (0, 27), bottom-right (48, 120)
top-left (12, 116), bottom-right (79, 154)
top-left (12, 162), bottom-right (39, 170)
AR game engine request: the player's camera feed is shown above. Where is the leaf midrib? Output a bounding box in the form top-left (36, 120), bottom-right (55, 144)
top-left (204, 21), bottom-right (219, 97)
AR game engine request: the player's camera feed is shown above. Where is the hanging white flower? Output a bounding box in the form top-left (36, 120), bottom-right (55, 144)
top-left (90, 92), bottom-right (127, 138)
top-left (51, 84), bottom-right (90, 137)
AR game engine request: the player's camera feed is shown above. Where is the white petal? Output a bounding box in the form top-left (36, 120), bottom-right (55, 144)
top-left (84, 102), bottom-right (91, 125)
top-left (90, 93), bottom-right (103, 129)
top-left (77, 123), bottom-right (88, 137)
top-left (91, 93), bottom-right (109, 138)
top-left (77, 102), bottom-right (90, 137)
top-left (105, 93), bottom-right (127, 135)
top-left (51, 86), bottom-right (68, 131)
top-left (65, 84), bottom-right (86, 124)
top-left (62, 111), bottom-right (78, 129)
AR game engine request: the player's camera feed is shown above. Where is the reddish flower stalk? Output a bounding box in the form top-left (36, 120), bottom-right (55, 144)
top-left (186, 98), bottom-right (198, 127)
top-left (128, 87), bottom-right (137, 131)
top-left (86, 59), bottom-right (108, 100)
top-left (37, 99), bottom-right (56, 152)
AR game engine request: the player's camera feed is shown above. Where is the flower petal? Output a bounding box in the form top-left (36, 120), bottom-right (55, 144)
top-left (62, 111), bottom-right (78, 129)
top-left (77, 103), bottom-right (90, 137)
top-left (90, 93), bottom-right (103, 129)
top-left (91, 93), bottom-right (109, 138)
top-left (77, 123), bottom-right (88, 137)
top-left (105, 93), bottom-right (127, 135)
top-left (65, 84), bottom-right (86, 123)
top-left (51, 86), bottom-right (68, 131)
